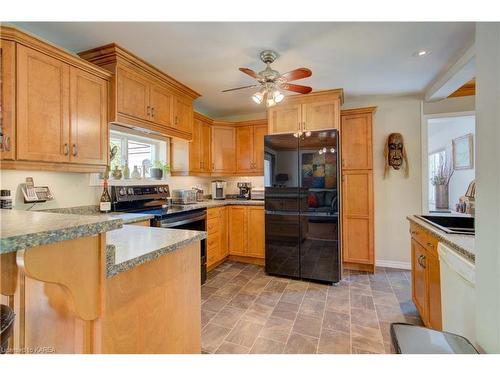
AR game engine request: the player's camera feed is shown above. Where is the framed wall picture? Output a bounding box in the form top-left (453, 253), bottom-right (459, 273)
top-left (452, 133), bottom-right (474, 170)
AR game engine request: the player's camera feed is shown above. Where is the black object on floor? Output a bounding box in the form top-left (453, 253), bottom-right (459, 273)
top-left (390, 322), bottom-right (479, 354)
top-left (1, 304), bottom-right (15, 354)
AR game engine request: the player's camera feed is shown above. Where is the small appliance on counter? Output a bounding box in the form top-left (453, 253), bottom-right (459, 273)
top-left (211, 180), bottom-right (227, 200)
top-left (237, 182), bottom-right (252, 200)
top-left (171, 189), bottom-right (198, 205)
top-left (251, 187), bottom-right (265, 201)
top-left (192, 187), bottom-right (204, 202)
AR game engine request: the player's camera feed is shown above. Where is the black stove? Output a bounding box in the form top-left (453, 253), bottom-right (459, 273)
top-left (111, 184), bottom-right (207, 284)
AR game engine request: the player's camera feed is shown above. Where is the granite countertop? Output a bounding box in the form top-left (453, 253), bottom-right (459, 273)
top-left (105, 225), bottom-right (206, 277)
top-left (0, 209), bottom-right (122, 254)
top-left (407, 215), bottom-right (475, 263)
top-left (41, 206), bottom-right (154, 224)
top-left (166, 199), bottom-right (264, 213)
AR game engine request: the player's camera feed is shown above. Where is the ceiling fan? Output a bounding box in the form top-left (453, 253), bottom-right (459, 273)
top-left (222, 50), bottom-right (313, 107)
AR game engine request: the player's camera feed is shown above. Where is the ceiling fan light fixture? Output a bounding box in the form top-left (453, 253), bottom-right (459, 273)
top-left (273, 90), bottom-right (284, 103)
top-left (266, 97), bottom-right (276, 107)
top-left (252, 91), bottom-right (264, 104)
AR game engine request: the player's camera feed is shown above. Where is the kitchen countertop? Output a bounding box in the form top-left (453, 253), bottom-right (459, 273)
top-left (168, 199), bottom-right (264, 212)
top-left (407, 215), bottom-right (475, 263)
top-left (41, 205), bottom-right (155, 224)
top-left (105, 224), bottom-right (206, 277)
top-left (0, 209), bottom-right (122, 254)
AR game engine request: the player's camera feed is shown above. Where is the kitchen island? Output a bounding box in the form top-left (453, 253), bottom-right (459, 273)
top-left (0, 209), bottom-right (206, 354)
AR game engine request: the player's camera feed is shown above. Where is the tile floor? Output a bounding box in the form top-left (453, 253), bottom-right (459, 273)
top-left (201, 261), bottom-right (423, 354)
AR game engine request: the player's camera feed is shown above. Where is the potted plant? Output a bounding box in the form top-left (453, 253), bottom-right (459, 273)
top-left (150, 161), bottom-right (170, 180)
top-left (430, 159), bottom-right (454, 209)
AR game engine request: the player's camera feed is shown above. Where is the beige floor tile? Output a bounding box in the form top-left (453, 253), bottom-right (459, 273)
top-left (323, 310), bottom-right (350, 333)
top-left (318, 329), bottom-right (351, 354)
top-left (215, 341), bottom-right (250, 354)
top-left (351, 334), bottom-right (385, 354)
top-left (280, 289), bottom-right (306, 305)
top-left (213, 283), bottom-right (244, 299)
top-left (325, 295), bottom-right (350, 314)
top-left (202, 323), bottom-right (231, 353)
top-left (265, 279), bottom-right (289, 293)
top-left (202, 309), bottom-right (217, 328)
top-left (350, 324), bottom-right (383, 342)
top-left (271, 301), bottom-right (300, 321)
top-left (250, 337), bottom-right (285, 354)
top-left (372, 290), bottom-right (401, 307)
top-left (211, 306), bottom-right (246, 329)
top-left (228, 292), bottom-right (257, 310)
top-left (243, 302), bottom-right (274, 324)
top-left (255, 290), bottom-right (282, 307)
top-left (299, 297), bottom-right (326, 319)
top-left (201, 286), bottom-right (218, 301)
top-left (350, 307), bottom-right (379, 329)
top-left (284, 333), bottom-right (319, 354)
top-left (375, 304), bottom-right (405, 323)
top-left (225, 318), bottom-right (264, 348)
top-left (350, 294), bottom-right (375, 310)
top-left (259, 316), bottom-right (294, 343)
top-left (305, 284), bottom-right (328, 301)
top-left (292, 314), bottom-right (322, 338)
top-left (202, 295), bottom-right (231, 313)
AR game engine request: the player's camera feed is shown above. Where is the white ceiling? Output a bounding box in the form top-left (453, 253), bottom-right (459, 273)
top-left (12, 22), bottom-right (475, 118)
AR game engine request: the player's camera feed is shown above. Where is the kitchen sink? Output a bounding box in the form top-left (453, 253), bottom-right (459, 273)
top-left (416, 215), bottom-right (475, 235)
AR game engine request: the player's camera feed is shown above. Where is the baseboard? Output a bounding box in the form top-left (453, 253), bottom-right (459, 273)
top-left (376, 260), bottom-right (411, 270)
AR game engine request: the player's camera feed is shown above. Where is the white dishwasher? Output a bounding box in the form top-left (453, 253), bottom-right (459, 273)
top-left (438, 242), bottom-right (476, 344)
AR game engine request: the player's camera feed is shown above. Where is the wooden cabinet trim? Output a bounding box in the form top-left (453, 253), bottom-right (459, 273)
top-left (0, 39), bottom-right (16, 160)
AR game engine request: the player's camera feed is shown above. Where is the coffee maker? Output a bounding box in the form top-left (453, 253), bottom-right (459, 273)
top-left (211, 180), bottom-right (227, 200)
top-left (237, 182), bottom-right (252, 200)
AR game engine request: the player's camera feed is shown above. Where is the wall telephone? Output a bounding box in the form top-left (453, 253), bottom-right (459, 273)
top-left (21, 177), bottom-right (54, 203)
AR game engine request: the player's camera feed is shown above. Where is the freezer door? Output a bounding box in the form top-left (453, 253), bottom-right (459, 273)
top-left (264, 134), bottom-right (300, 278)
top-left (298, 130), bottom-right (341, 283)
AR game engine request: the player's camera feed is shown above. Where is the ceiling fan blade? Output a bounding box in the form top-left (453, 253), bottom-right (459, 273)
top-left (280, 68), bottom-right (312, 82)
top-left (239, 67), bottom-right (261, 79)
top-left (282, 83), bottom-right (312, 94)
top-left (221, 84), bottom-right (259, 93)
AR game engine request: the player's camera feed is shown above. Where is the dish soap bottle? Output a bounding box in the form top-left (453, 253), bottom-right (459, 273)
top-left (100, 178), bottom-right (112, 213)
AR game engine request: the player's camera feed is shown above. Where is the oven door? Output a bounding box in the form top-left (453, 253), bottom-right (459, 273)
top-left (156, 209), bottom-right (207, 284)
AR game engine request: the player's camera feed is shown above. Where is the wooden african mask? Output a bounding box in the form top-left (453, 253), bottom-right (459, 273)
top-left (384, 133), bottom-right (409, 178)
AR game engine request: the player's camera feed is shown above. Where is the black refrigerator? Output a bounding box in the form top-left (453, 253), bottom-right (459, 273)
top-left (264, 130), bottom-right (341, 284)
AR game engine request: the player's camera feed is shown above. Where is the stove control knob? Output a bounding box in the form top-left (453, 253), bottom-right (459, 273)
top-left (127, 187), bottom-right (134, 195)
top-left (118, 187), bottom-right (127, 196)
top-left (158, 187), bottom-right (164, 193)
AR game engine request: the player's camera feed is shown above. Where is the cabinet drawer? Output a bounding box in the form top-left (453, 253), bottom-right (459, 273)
top-left (207, 232), bottom-right (220, 249)
top-left (207, 207), bottom-right (221, 220)
top-left (410, 223), bottom-right (438, 256)
top-left (207, 217), bottom-right (219, 234)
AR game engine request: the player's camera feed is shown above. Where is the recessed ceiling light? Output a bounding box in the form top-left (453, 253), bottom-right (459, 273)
top-left (413, 49), bottom-right (430, 57)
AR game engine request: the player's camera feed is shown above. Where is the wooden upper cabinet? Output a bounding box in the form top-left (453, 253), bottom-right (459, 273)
top-left (246, 207), bottom-right (265, 259)
top-left (149, 83), bottom-right (173, 128)
top-left (303, 100), bottom-right (340, 131)
top-left (0, 40), bottom-right (15, 160)
top-left (268, 103), bottom-right (301, 134)
top-left (341, 108), bottom-right (375, 170)
top-left (189, 119), bottom-right (202, 172)
top-left (201, 121), bottom-right (211, 172)
top-left (173, 95), bottom-right (193, 135)
top-left (212, 126), bottom-right (236, 174)
top-left (252, 124), bottom-right (267, 172)
top-left (116, 66), bottom-right (150, 122)
top-left (17, 45), bottom-right (70, 163)
top-left (236, 126), bottom-right (253, 173)
top-left (341, 170), bottom-right (373, 265)
top-left (69, 67), bottom-right (108, 165)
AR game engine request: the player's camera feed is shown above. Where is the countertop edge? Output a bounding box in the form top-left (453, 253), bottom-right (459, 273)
top-left (407, 215), bottom-right (475, 264)
top-left (1, 218), bottom-right (123, 254)
top-left (105, 231), bottom-right (207, 278)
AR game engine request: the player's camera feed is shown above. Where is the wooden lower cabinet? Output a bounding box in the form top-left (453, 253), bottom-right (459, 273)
top-left (206, 207), bottom-right (228, 269)
top-left (228, 206), bottom-right (265, 260)
top-left (409, 222), bottom-right (442, 330)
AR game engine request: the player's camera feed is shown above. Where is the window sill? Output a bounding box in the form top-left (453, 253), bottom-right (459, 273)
top-left (89, 173), bottom-right (171, 187)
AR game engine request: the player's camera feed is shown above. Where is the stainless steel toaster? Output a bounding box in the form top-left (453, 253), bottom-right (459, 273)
top-left (171, 189), bottom-right (198, 205)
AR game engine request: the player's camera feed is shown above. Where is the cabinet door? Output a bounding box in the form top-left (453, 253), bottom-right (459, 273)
top-left (341, 170), bottom-right (374, 264)
top-left (252, 124), bottom-right (267, 172)
top-left (341, 112), bottom-right (373, 170)
top-left (149, 83), bottom-right (173, 128)
top-left (201, 121), bottom-right (211, 172)
top-left (69, 67), bottom-right (108, 165)
top-left (411, 240), bottom-right (428, 325)
top-left (116, 66), bottom-right (150, 121)
top-left (189, 119), bottom-right (202, 172)
top-left (220, 207), bottom-right (229, 258)
top-left (17, 45), bottom-right (70, 162)
top-left (211, 126), bottom-right (236, 174)
top-left (426, 251), bottom-right (442, 330)
top-left (228, 206), bottom-right (247, 256)
top-left (267, 103), bottom-right (301, 134)
top-left (236, 126), bottom-right (254, 173)
top-left (173, 95), bottom-right (193, 135)
top-left (246, 207), bottom-right (265, 258)
top-left (0, 40), bottom-right (15, 160)
top-left (303, 100), bottom-right (340, 131)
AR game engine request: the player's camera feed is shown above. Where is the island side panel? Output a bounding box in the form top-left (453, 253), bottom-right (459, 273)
top-left (101, 242), bottom-right (201, 354)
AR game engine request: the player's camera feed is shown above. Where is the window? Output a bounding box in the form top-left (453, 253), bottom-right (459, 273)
top-left (110, 129), bottom-right (167, 178)
top-left (429, 149), bottom-right (446, 206)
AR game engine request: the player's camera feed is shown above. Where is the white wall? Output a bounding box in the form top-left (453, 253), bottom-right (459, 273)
top-left (428, 116), bottom-right (475, 210)
top-left (423, 96), bottom-right (475, 115)
top-left (475, 22), bottom-right (500, 354)
top-left (344, 95), bottom-right (422, 267)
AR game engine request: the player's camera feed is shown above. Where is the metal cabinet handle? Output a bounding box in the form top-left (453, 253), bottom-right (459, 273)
top-left (72, 144), bottom-right (78, 157)
top-left (151, 107), bottom-right (155, 118)
top-left (211, 162), bottom-right (215, 170)
top-left (303, 121), bottom-right (307, 131)
top-left (2, 135), bottom-right (11, 151)
top-left (63, 143), bottom-right (69, 155)
top-left (417, 255), bottom-right (423, 267)
top-left (421, 255), bottom-right (427, 269)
